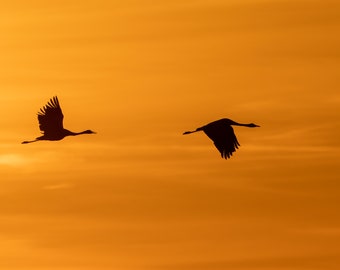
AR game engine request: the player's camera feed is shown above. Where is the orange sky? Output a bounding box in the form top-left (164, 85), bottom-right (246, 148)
top-left (1, 0), bottom-right (340, 269)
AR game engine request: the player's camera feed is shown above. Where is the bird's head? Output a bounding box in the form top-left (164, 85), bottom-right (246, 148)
top-left (248, 123), bottom-right (260, 128)
top-left (83, 130), bottom-right (96, 134)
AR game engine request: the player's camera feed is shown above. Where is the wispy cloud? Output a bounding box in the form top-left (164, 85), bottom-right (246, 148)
top-left (42, 183), bottom-right (74, 190)
top-left (150, 253), bottom-right (340, 269)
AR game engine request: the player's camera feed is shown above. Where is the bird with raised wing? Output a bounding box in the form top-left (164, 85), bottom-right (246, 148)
top-left (22, 96), bottom-right (96, 144)
top-left (183, 118), bottom-right (259, 159)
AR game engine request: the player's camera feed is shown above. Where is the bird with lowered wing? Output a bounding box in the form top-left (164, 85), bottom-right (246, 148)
top-left (183, 118), bottom-right (259, 159)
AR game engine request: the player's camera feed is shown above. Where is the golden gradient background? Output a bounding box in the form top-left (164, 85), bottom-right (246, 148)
top-left (1, 0), bottom-right (340, 269)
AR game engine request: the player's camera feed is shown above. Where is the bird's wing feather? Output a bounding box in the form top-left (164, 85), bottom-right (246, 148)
top-left (202, 122), bottom-right (240, 159)
top-left (37, 96), bottom-right (64, 135)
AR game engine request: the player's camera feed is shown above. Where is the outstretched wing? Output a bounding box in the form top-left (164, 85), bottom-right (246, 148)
top-left (37, 96), bottom-right (64, 135)
top-left (202, 122), bottom-right (240, 159)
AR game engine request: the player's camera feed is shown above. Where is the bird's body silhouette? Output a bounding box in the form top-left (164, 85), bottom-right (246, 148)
top-left (183, 118), bottom-right (259, 159)
top-left (22, 96), bottom-right (95, 144)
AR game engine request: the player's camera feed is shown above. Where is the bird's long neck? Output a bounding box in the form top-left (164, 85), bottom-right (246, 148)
top-left (67, 130), bottom-right (89, 136)
top-left (230, 121), bottom-right (259, 128)
top-left (233, 122), bottom-right (252, 127)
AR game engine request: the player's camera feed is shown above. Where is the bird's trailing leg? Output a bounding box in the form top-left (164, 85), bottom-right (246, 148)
top-left (183, 128), bottom-right (202, 135)
top-left (22, 139), bottom-right (38, 144)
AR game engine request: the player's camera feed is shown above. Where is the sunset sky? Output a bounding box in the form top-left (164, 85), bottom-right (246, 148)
top-left (1, 0), bottom-right (340, 269)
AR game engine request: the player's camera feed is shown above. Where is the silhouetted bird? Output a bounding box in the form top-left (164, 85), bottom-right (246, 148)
top-left (22, 96), bottom-right (95, 144)
top-left (183, 118), bottom-right (259, 159)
